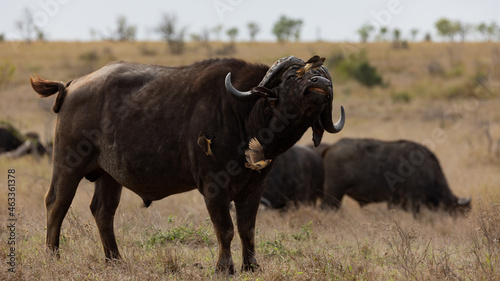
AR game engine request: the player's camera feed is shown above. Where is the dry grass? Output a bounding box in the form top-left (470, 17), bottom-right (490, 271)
top-left (0, 41), bottom-right (499, 280)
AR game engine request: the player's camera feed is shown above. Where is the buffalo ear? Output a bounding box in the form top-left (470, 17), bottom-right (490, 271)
top-left (311, 120), bottom-right (325, 147)
top-left (251, 86), bottom-right (278, 102)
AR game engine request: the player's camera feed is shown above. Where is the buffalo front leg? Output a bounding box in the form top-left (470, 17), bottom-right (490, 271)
top-left (89, 173), bottom-right (123, 261)
top-left (234, 196), bottom-right (262, 272)
top-left (203, 190), bottom-right (234, 274)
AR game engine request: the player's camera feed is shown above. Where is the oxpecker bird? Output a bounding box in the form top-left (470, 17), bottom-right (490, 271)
top-left (245, 138), bottom-right (272, 171)
top-left (296, 55), bottom-right (326, 77)
top-left (197, 131), bottom-right (216, 161)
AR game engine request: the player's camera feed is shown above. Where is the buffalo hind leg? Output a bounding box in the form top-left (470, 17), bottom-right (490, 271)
top-left (235, 195), bottom-right (262, 272)
top-left (45, 171), bottom-right (82, 257)
top-left (320, 186), bottom-right (345, 210)
top-left (204, 191), bottom-right (234, 274)
top-left (90, 173), bottom-right (123, 261)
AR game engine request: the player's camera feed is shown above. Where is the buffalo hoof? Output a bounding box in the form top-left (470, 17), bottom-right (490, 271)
top-left (241, 261), bottom-right (260, 272)
top-left (216, 259), bottom-right (235, 275)
top-left (46, 246), bottom-right (60, 260)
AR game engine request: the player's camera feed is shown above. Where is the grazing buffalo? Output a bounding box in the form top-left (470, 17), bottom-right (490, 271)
top-left (321, 138), bottom-right (471, 216)
top-left (31, 56), bottom-right (344, 273)
top-left (261, 145), bottom-right (324, 209)
top-left (0, 122), bottom-right (23, 153)
top-left (0, 122), bottom-right (47, 157)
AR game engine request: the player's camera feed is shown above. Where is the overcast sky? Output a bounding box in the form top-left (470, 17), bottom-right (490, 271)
top-left (1, 0), bottom-right (499, 42)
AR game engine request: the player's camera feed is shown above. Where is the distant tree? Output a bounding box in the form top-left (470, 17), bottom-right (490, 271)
top-left (226, 27), bottom-right (238, 42)
top-left (15, 8), bottom-right (37, 43)
top-left (89, 28), bottom-right (98, 41)
top-left (410, 28), bottom-right (419, 41)
top-left (435, 18), bottom-right (452, 40)
top-left (393, 28), bottom-right (401, 42)
top-left (200, 28), bottom-right (210, 43)
top-left (190, 33), bottom-right (201, 42)
top-left (451, 21), bottom-right (461, 41)
top-left (292, 21), bottom-right (303, 41)
top-left (156, 13), bottom-right (186, 55)
top-left (272, 15), bottom-right (303, 42)
top-left (0, 33), bottom-right (4, 42)
top-left (212, 25), bottom-right (223, 41)
top-left (190, 29), bottom-right (210, 46)
top-left (115, 15), bottom-right (136, 41)
top-left (378, 26), bottom-right (388, 41)
top-left (486, 21), bottom-right (499, 41)
top-left (424, 32), bottom-right (432, 42)
top-left (457, 22), bottom-right (473, 42)
top-left (247, 22), bottom-right (260, 42)
top-left (357, 24), bottom-right (374, 43)
top-left (477, 22), bottom-right (488, 41)
top-left (35, 26), bottom-right (45, 41)
top-left (435, 18), bottom-right (460, 41)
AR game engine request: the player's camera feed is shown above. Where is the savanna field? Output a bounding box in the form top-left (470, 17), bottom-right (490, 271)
top-left (0, 41), bottom-right (499, 280)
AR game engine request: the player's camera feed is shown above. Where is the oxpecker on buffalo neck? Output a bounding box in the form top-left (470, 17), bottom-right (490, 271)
top-left (245, 138), bottom-right (272, 171)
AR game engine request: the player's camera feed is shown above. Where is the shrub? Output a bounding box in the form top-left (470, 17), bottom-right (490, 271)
top-left (76, 48), bottom-right (117, 75)
top-left (427, 61), bottom-right (444, 76)
top-left (327, 50), bottom-right (383, 87)
top-left (352, 61), bottom-right (382, 87)
top-left (391, 91), bottom-right (412, 103)
top-left (138, 44), bottom-right (158, 56)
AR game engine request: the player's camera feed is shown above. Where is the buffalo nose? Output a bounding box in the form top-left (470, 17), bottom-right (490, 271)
top-left (309, 76), bottom-right (332, 87)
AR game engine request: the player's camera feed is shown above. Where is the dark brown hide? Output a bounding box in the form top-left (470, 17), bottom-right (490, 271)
top-left (0, 125), bottom-right (23, 153)
top-left (31, 57), bottom-right (344, 273)
top-left (321, 138), bottom-right (471, 216)
top-left (261, 145), bottom-right (324, 209)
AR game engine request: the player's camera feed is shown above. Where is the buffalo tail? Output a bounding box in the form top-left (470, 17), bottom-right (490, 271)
top-left (30, 74), bottom-right (68, 113)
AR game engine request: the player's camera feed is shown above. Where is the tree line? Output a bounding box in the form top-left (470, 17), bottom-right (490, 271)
top-left (3, 8), bottom-right (303, 45)
top-left (357, 18), bottom-right (500, 43)
top-left (3, 8), bottom-right (499, 47)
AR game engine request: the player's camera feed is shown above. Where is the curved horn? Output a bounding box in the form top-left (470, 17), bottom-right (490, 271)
top-left (457, 197), bottom-right (471, 206)
top-left (225, 73), bottom-right (260, 101)
top-left (258, 56), bottom-right (304, 88)
top-left (322, 105), bottom-right (345, 134)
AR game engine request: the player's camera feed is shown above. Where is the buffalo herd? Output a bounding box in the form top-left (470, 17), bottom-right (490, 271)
top-left (22, 55), bottom-right (471, 273)
top-left (261, 138), bottom-right (471, 216)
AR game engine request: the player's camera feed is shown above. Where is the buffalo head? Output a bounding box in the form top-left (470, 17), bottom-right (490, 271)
top-left (225, 56), bottom-right (345, 147)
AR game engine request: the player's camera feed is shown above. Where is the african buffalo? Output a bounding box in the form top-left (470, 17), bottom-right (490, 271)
top-left (261, 145), bottom-right (324, 209)
top-left (31, 56), bottom-right (344, 273)
top-left (0, 122), bottom-right (47, 157)
top-left (321, 138), bottom-right (471, 216)
top-left (0, 122), bottom-right (23, 153)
